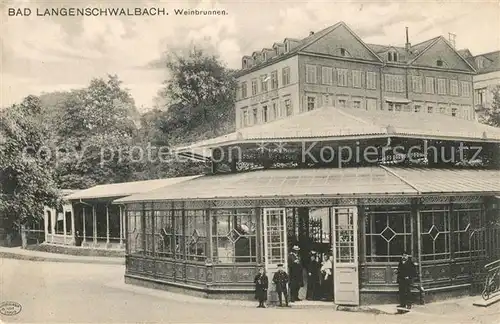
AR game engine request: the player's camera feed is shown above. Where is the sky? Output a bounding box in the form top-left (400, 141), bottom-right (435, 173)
top-left (1, 0), bottom-right (499, 110)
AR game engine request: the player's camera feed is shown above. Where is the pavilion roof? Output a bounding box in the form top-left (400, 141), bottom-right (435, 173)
top-left (113, 167), bottom-right (500, 203)
top-left (65, 176), bottom-right (201, 201)
top-left (173, 107), bottom-right (500, 158)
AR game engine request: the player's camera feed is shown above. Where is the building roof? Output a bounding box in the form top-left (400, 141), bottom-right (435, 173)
top-left (473, 50), bottom-right (500, 74)
top-left (383, 167), bottom-right (500, 194)
top-left (64, 176), bottom-right (201, 200)
top-left (113, 167), bottom-right (417, 203)
top-left (237, 22), bottom-right (383, 76)
top-left (239, 20), bottom-right (473, 75)
top-left (173, 106), bottom-right (500, 156)
top-left (113, 166), bottom-right (500, 203)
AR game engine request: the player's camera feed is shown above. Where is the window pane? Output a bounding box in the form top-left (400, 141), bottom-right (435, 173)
top-left (155, 210), bottom-right (174, 259)
top-left (185, 210), bottom-right (206, 261)
top-left (212, 209), bottom-right (257, 264)
top-left (364, 206), bottom-right (412, 262)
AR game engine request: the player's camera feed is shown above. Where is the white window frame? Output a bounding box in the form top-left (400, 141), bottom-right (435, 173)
top-left (261, 75), bottom-right (268, 92)
top-left (450, 80), bottom-right (459, 96)
top-left (271, 71), bottom-right (278, 90)
top-left (366, 72), bottom-right (376, 90)
top-left (241, 82), bottom-right (247, 99)
top-left (461, 82), bottom-right (471, 97)
top-left (337, 69), bottom-right (348, 87)
top-left (251, 79), bottom-right (258, 96)
top-left (437, 79), bottom-right (447, 95)
top-left (241, 108), bottom-right (249, 127)
top-left (322, 66), bottom-right (333, 85)
top-left (282, 67), bottom-right (290, 86)
top-left (412, 76), bottom-right (422, 93)
top-left (425, 77), bottom-right (435, 94)
top-left (352, 70), bottom-right (362, 88)
top-left (306, 65), bottom-right (317, 84)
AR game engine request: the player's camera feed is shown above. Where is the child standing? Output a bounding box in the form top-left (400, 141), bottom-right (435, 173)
top-left (254, 267), bottom-right (269, 308)
top-left (272, 263), bottom-right (290, 307)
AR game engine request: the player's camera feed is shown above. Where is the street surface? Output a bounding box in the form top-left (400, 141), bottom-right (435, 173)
top-left (1, 259), bottom-right (499, 323)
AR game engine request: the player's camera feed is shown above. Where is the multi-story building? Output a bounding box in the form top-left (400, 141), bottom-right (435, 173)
top-left (459, 49), bottom-right (500, 119)
top-left (235, 22), bottom-right (476, 129)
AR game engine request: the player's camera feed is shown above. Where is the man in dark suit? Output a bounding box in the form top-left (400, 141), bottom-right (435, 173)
top-left (288, 245), bottom-right (303, 302)
top-left (272, 263), bottom-right (290, 307)
top-left (397, 251), bottom-right (417, 309)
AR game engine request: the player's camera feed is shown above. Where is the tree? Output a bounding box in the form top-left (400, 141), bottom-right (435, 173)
top-left (155, 46), bottom-right (237, 144)
top-left (481, 85), bottom-right (500, 127)
top-left (0, 95), bottom-right (60, 246)
top-left (52, 75), bottom-right (140, 188)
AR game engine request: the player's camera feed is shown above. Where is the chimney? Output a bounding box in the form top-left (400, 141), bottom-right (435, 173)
top-left (309, 31), bottom-right (314, 36)
top-left (448, 33), bottom-right (456, 49)
top-left (405, 27), bottom-right (411, 51)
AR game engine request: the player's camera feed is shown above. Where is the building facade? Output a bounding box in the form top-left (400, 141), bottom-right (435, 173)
top-left (235, 22), bottom-right (476, 130)
top-left (471, 51), bottom-right (499, 117)
top-left (42, 177), bottom-right (198, 250)
top-left (123, 105), bottom-right (500, 305)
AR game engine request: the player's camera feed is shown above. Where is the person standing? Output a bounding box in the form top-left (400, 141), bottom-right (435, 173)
top-left (306, 251), bottom-right (321, 300)
top-left (320, 254), bottom-right (334, 301)
top-left (254, 267), bottom-right (269, 308)
top-left (272, 263), bottom-right (290, 307)
top-left (396, 251), bottom-right (417, 309)
top-left (288, 245), bottom-right (303, 302)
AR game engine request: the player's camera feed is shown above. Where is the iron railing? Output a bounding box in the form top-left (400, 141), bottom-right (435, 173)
top-left (481, 259), bottom-right (500, 300)
top-left (469, 226), bottom-right (500, 298)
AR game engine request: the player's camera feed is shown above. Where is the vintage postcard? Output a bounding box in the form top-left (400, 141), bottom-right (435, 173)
top-left (1, 0), bottom-right (500, 323)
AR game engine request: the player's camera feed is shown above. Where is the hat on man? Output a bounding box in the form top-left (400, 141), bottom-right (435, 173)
top-left (292, 245), bottom-right (300, 251)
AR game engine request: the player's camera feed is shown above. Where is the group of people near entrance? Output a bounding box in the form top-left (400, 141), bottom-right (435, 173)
top-left (254, 248), bottom-right (417, 309)
top-left (253, 245), bottom-right (335, 308)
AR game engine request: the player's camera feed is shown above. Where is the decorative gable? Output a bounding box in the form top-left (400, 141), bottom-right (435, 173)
top-left (300, 23), bottom-right (381, 62)
top-left (410, 37), bottom-right (475, 72)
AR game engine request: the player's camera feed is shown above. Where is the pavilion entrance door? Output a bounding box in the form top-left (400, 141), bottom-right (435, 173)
top-left (263, 208), bottom-right (288, 302)
top-left (332, 207), bottom-right (359, 306)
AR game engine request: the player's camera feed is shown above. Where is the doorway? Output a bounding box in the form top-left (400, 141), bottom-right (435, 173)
top-left (262, 208), bottom-right (288, 303)
top-left (332, 207), bottom-right (359, 306)
top-left (263, 206), bottom-right (360, 305)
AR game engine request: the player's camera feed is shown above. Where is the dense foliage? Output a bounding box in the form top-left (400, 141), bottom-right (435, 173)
top-left (155, 47), bottom-right (237, 145)
top-left (0, 96), bottom-right (60, 233)
top-left (0, 47), bottom-right (236, 238)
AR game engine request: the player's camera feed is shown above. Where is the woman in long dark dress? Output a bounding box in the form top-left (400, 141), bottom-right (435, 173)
top-left (254, 267), bottom-right (269, 308)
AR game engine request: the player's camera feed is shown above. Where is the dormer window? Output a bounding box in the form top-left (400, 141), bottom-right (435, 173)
top-left (340, 48), bottom-right (346, 56)
top-left (437, 59), bottom-right (443, 67)
top-left (263, 52), bottom-right (267, 60)
top-left (388, 51), bottom-right (398, 62)
top-left (477, 58), bottom-right (484, 69)
top-left (284, 43), bottom-right (289, 53)
top-left (242, 59), bottom-right (247, 69)
top-left (275, 47), bottom-right (279, 56)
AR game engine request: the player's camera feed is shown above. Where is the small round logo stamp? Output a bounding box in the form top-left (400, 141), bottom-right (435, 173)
top-left (0, 301), bottom-right (22, 316)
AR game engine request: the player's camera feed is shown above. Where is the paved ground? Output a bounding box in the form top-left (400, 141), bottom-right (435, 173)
top-left (0, 247), bottom-right (123, 265)
top-left (1, 259), bottom-right (499, 323)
